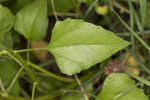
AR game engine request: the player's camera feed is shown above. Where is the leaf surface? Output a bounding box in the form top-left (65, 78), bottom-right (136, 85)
top-left (48, 0), bottom-right (73, 13)
top-left (0, 57), bottom-right (20, 96)
top-left (15, 0), bottom-right (48, 41)
top-left (96, 73), bottom-right (148, 100)
top-left (48, 18), bottom-right (130, 75)
top-left (0, 5), bottom-right (14, 37)
top-left (61, 93), bottom-right (84, 100)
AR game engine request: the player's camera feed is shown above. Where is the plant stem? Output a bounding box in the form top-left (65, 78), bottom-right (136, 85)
top-left (113, 10), bottom-right (150, 53)
top-left (0, 48), bottom-right (47, 55)
top-left (74, 74), bottom-right (89, 100)
top-left (50, 0), bottom-right (59, 21)
top-left (6, 67), bottom-right (24, 92)
top-left (113, 83), bottom-right (139, 100)
top-left (26, 40), bottom-right (30, 65)
top-left (84, 0), bottom-right (99, 19)
top-left (0, 78), bottom-right (6, 94)
top-left (32, 82), bottom-right (38, 100)
top-left (49, 12), bottom-right (80, 17)
top-left (126, 70), bottom-right (150, 87)
top-left (112, 0), bottom-right (130, 14)
top-left (6, 51), bottom-right (37, 82)
top-left (72, 0), bottom-right (81, 16)
top-left (114, 75), bottom-right (150, 100)
top-left (0, 47), bottom-right (72, 82)
top-left (14, 48), bottom-right (47, 54)
top-left (28, 61), bottom-right (73, 82)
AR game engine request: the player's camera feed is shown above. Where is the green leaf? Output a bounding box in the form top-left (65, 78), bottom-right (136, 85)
top-left (11, 0), bottom-right (34, 13)
top-left (48, 0), bottom-right (73, 13)
top-left (36, 76), bottom-right (64, 95)
top-left (0, 32), bottom-right (13, 48)
top-left (61, 93), bottom-right (84, 100)
top-left (48, 18), bottom-right (130, 75)
top-left (0, 57), bottom-right (20, 96)
top-left (96, 73), bottom-right (148, 100)
top-left (0, 5), bottom-right (14, 36)
top-left (0, 5), bottom-right (14, 48)
top-left (15, 0), bottom-right (48, 41)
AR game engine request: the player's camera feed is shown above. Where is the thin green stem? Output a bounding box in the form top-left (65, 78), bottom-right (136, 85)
top-left (128, 0), bottom-right (135, 50)
top-left (49, 12), bottom-right (80, 17)
top-left (63, 68), bottom-right (99, 89)
top-left (0, 44), bottom-right (37, 82)
top-left (113, 83), bottom-right (140, 100)
top-left (72, 0), bottom-right (81, 16)
top-left (50, 0), bottom-right (59, 21)
top-left (6, 67), bottom-right (24, 92)
top-left (26, 40), bottom-right (30, 65)
top-left (38, 60), bottom-right (55, 67)
top-left (0, 48), bottom-right (47, 55)
top-left (126, 70), bottom-right (150, 87)
top-left (113, 10), bottom-right (150, 53)
top-left (32, 82), bottom-right (38, 100)
top-left (74, 74), bottom-right (89, 100)
top-left (84, 0), bottom-right (99, 19)
top-left (28, 61), bottom-right (73, 82)
top-left (14, 48), bottom-right (47, 54)
top-left (0, 50), bottom-right (7, 55)
top-left (112, 0), bottom-right (130, 14)
top-left (0, 47), bottom-right (72, 82)
top-left (0, 78), bottom-right (6, 94)
top-left (6, 51), bottom-right (37, 82)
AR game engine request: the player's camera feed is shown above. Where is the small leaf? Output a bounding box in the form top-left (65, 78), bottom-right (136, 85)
top-left (0, 5), bottom-right (14, 36)
top-left (15, 0), bottom-right (48, 41)
top-left (96, 73), bottom-right (148, 100)
top-left (48, 18), bottom-right (130, 75)
top-left (0, 57), bottom-right (20, 96)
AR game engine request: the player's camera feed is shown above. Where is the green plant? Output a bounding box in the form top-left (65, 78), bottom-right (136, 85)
top-left (0, 0), bottom-right (150, 100)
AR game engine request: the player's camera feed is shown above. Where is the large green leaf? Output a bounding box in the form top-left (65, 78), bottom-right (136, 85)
top-left (48, 0), bottom-right (73, 13)
top-left (14, 0), bottom-right (48, 41)
top-left (96, 73), bottom-right (148, 100)
top-left (0, 5), bottom-right (14, 37)
top-left (48, 18), bottom-right (130, 75)
top-left (0, 57), bottom-right (20, 96)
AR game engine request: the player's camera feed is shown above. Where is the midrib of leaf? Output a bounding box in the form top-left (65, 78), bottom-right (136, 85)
top-left (49, 42), bottom-right (129, 49)
top-left (50, 24), bottom-right (126, 48)
top-left (49, 43), bottom-right (126, 67)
